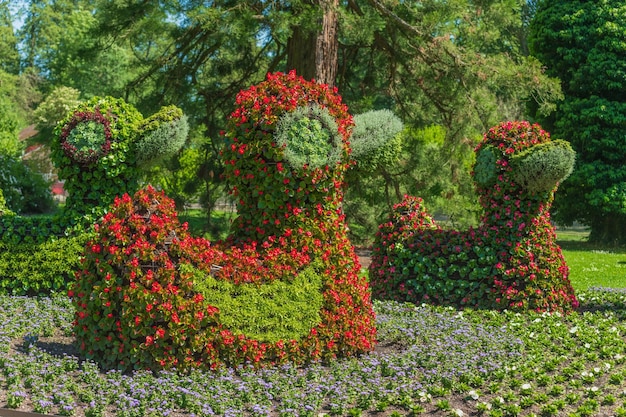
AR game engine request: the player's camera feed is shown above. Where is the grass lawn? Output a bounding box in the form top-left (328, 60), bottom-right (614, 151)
top-left (558, 228), bottom-right (626, 290)
top-left (0, 227), bottom-right (625, 416)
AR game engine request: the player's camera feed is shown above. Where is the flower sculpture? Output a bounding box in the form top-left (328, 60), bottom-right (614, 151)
top-left (51, 96), bottom-right (189, 228)
top-left (71, 71), bottom-right (377, 371)
top-left (370, 121), bottom-right (579, 313)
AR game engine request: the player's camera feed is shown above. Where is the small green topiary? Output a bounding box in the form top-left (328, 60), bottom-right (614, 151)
top-left (510, 139), bottom-right (575, 194)
top-left (136, 106), bottom-right (189, 166)
top-left (49, 96), bottom-right (188, 229)
top-left (350, 109), bottom-right (403, 170)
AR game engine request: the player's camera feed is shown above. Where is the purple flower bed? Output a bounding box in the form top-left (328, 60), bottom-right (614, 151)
top-left (1, 290), bottom-right (626, 416)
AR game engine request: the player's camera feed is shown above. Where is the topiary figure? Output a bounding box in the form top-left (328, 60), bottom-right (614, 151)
top-left (370, 121), bottom-right (579, 313)
top-left (71, 71), bottom-right (377, 371)
top-left (50, 96), bottom-right (188, 228)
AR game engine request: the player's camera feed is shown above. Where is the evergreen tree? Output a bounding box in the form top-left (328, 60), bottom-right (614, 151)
top-left (529, 0), bottom-right (626, 244)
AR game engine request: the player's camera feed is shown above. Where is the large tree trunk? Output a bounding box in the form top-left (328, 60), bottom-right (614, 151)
top-left (589, 214), bottom-right (626, 246)
top-left (286, 0), bottom-right (339, 87)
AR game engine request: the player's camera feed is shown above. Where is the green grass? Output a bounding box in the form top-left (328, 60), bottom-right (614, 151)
top-left (557, 228), bottom-right (626, 291)
top-left (178, 208), bottom-right (235, 241)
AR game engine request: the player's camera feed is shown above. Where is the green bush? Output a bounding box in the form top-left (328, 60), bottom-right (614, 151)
top-left (350, 109), bottom-right (403, 170)
top-left (0, 235), bottom-right (86, 295)
top-left (0, 154), bottom-right (55, 214)
top-left (0, 189), bottom-right (12, 216)
top-left (370, 121), bottom-right (579, 313)
top-left (189, 263), bottom-right (323, 343)
top-left (510, 139), bottom-right (575, 194)
top-left (136, 106), bottom-right (189, 166)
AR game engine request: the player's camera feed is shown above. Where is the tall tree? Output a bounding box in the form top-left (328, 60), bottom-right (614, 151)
top-left (286, 0), bottom-right (339, 86)
top-left (529, 0), bottom-right (626, 244)
top-left (0, 2), bottom-right (19, 74)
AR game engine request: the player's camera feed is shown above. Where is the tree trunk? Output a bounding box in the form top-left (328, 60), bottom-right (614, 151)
top-left (589, 214), bottom-right (626, 246)
top-left (286, 0), bottom-right (339, 87)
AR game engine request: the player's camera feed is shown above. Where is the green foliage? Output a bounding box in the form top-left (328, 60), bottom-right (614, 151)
top-left (0, 235), bottom-right (86, 295)
top-left (136, 106), bottom-right (189, 166)
top-left (0, 94), bottom-right (22, 158)
top-left (345, 124), bottom-right (479, 245)
top-left (33, 86), bottom-right (82, 135)
top-left (510, 139), bottom-right (575, 194)
top-left (189, 263), bottom-right (323, 343)
top-left (350, 109), bottom-right (403, 171)
top-left (370, 121), bottom-right (579, 313)
top-left (0, 189), bottom-right (11, 215)
top-left (473, 145), bottom-right (498, 189)
top-left (529, 0), bottom-right (626, 244)
top-left (274, 104), bottom-right (342, 171)
top-left (0, 154), bottom-right (54, 214)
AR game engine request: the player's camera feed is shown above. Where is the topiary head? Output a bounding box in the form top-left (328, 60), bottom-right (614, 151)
top-left (222, 71), bottom-right (353, 240)
top-left (51, 97), bottom-right (187, 226)
top-left (473, 121), bottom-right (575, 201)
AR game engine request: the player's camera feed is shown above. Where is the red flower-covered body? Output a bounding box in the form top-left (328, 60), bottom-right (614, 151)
top-left (71, 72), bottom-right (376, 371)
top-left (370, 121), bottom-right (578, 313)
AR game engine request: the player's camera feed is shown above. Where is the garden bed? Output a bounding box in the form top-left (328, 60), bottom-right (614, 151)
top-left (1, 289), bottom-right (626, 416)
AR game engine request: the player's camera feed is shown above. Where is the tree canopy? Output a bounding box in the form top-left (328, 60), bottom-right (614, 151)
top-left (3, 0), bottom-right (566, 237)
top-left (529, 0), bottom-right (626, 244)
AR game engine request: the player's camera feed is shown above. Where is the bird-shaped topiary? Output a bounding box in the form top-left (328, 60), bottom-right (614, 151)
top-left (50, 96), bottom-right (188, 229)
top-left (369, 121), bottom-right (579, 313)
top-left (70, 71), bottom-right (377, 371)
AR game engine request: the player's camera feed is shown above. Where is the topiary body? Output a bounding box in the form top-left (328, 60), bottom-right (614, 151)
top-left (370, 121), bottom-right (579, 313)
top-left (71, 71), bottom-right (376, 371)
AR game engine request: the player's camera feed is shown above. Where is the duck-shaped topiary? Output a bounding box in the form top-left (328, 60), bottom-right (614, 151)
top-left (70, 71), bottom-right (377, 371)
top-left (369, 121), bottom-right (579, 313)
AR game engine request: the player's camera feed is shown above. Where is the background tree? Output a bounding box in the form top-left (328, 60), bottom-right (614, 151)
top-left (0, 2), bottom-right (19, 74)
top-left (5, 0), bottom-right (563, 236)
top-left (529, 0), bottom-right (626, 244)
top-left (286, 0), bottom-right (339, 86)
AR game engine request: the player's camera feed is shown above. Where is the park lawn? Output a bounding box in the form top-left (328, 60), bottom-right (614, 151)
top-left (558, 228), bottom-right (626, 290)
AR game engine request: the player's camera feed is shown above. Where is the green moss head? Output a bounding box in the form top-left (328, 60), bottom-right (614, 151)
top-left (274, 104), bottom-right (343, 171)
top-left (510, 139), bottom-right (575, 194)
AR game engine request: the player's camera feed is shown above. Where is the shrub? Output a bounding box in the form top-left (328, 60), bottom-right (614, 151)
top-left (0, 235), bottom-right (86, 295)
top-left (0, 154), bottom-right (54, 214)
top-left (72, 72), bottom-right (376, 371)
top-left (136, 106), bottom-right (189, 166)
top-left (370, 121), bottom-right (579, 313)
top-left (349, 109), bottom-right (403, 170)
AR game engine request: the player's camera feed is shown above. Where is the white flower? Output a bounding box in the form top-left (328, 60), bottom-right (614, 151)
top-left (452, 409), bottom-right (465, 417)
top-left (569, 326), bottom-right (578, 334)
top-left (521, 383), bottom-right (532, 391)
top-left (468, 390), bottom-right (479, 400)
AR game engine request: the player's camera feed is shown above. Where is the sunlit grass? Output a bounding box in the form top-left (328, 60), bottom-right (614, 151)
top-left (557, 228), bottom-right (626, 291)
